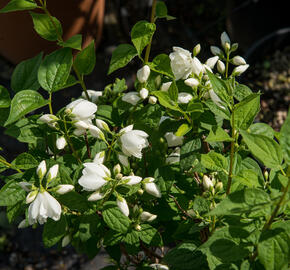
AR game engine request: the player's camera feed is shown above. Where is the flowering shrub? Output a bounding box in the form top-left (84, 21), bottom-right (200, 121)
top-left (0, 1), bottom-right (289, 269)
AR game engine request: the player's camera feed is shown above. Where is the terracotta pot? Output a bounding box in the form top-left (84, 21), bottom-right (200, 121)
top-left (0, 0), bottom-right (105, 64)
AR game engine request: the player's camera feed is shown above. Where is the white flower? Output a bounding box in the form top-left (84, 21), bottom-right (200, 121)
top-left (137, 65), bottom-right (150, 83)
top-left (28, 191), bottom-right (61, 225)
top-left (210, 46), bottom-right (222, 56)
top-left (166, 147), bottom-right (180, 164)
top-left (205, 56), bottom-right (219, 69)
top-left (117, 197), bottom-right (129, 216)
top-left (164, 132), bottom-right (183, 147)
top-left (159, 116), bottom-right (170, 125)
top-left (193, 44), bottom-right (201, 56)
top-left (184, 78), bottom-right (199, 88)
top-left (203, 175), bottom-right (214, 190)
top-left (221, 31), bottom-right (231, 48)
top-left (232, 64), bottom-right (249, 76)
top-left (169, 47), bottom-right (193, 80)
top-left (47, 164), bottom-right (59, 182)
top-left (56, 136), bottom-right (67, 150)
top-left (120, 125), bottom-right (149, 159)
top-left (177, 92), bottom-right (193, 104)
top-left (150, 264), bottom-right (169, 270)
top-left (209, 89), bottom-right (225, 109)
top-left (95, 119), bottom-right (110, 132)
top-left (66, 99), bottom-right (97, 122)
top-left (94, 151), bottom-right (105, 164)
top-left (118, 154), bottom-right (129, 167)
top-left (73, 120), bottom-right (89, 136)
top-left (82, 90), bottom-right (103, 103)
top-left (217, 60), bottom-right (225, 74)
top-left (78, 162), bottom-right (110, 191)
top-left (39, 114), bottom-right (58, 128)
top-left (37, 160), bottom-right (47, 180)
top-left (88, 125), bottom-right (104, 139)
top-left (161, 81), bottom-right (172, 91)
top-left (56, 184), bottom-right (74, 195)
top-left (122, 175), bottom-right (142, 185)
top-left (140, 211), bottom-right (157, 222)
top-left (192, 57), bottom-right (203, 76)
top-left (143, 177), bottom-right (161, 198)
top-left (148, 96), bottom-right (157, 104)
top-left (232, 56), bottom-right (246, 66)
top-left (140, 88), bottom-right (149, 99)
top-left (26, 190), bottom-right (38, 204)
top-left (88, 190), bottom-right (105, 201)
top-left (122, 92), bottom-right (141, 105)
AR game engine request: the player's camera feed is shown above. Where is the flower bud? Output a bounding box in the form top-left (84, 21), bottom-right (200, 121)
top-left (26, 190), bottom-right (38, 204)
top-left (116, 173), bottom-right (123, 180)
top-left (140, 211), bottom-right (157, 222)
top-left (89, 125), bottom-right (105, 140)
top-left (148, 96), bottom-right (157, 104)
top-left (47, 164), bottom-right (59, 182)
top-left (122, 175), bottom-right (142, 185)
top-left (143, 178), bottom-right (161, 198)
top-left (221, 31), bottom-right (231, 48)
top-left (19, 181), bottom-right (32, 192)
top-left (215, 182), bottom-right (223, 192)
top-left (94, 151), bottom-right (105, 164)
top-left (139, 88), bottom-right (149, 99)
top-left (37, 160), bottom-right (47, 180)
top-left (264, 170), bottom-right (269, 181)
top-left (88, 190), bottom-right (105, 201)
top-left (117, 197), bottom-right (129, 217)
top-left (135, 224), bottom-right (142, 231)
top-left (192, 57), bottom-right (203, 76)
top-left (113, 164), bottom-right (122, 175)
top-left (150, 264), bottom-right (169, 270)
top-left (193, 43), bottom-right (201, 56)
top-left (95, 119), bottom-right (110, 132)
top-left (138, 189), bottom-right (144, 195)
top-left (225, 42), bottom-right (231, 51)
top-left (18, 219), bottom-right (28, 229)
top-left (118, 154), bottom-right (129, 167)
top-left (232, 56), bottom-right (247, 66)
top-left (39, 114), bottom-right (58, 127)
top-left (205, 56), bottom-right (219, 69)
top-left (62, 235), bottom-right (70, 247)
top-left (165, 132), bottom-right (183, 147)
top-left (56, 136), bottom-right (67, 150)
top-left (155, 75), bottom-right (161, 87)
top-left (184, 78), bottom-right (199, 88)
top-left (210, 46), bottom-right (222, 56)
top-left (137, 65), bottom-right (150, 83)
top-left (56, 184), bottom-right (74, 195)
top-left (203, 175), bottom-right (214, 190)
top-left (217, 60), bottom-right (225, 74)
top-left (231, 43), bottom-right (239, 52)
top-left (232, 64), bottom-right (249, 76)
top-left (161, 82), bottom-right (172, 92)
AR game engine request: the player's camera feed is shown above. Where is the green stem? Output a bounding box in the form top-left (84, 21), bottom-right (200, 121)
top-left (144, 0), bottom-right (157, 63)
top-left (0, 159), bottom-right (23, 174)
top-left (48, 92), bottom-right (53, 114)
top-left (226, 110), bottom-right (235, 195)
top-left (225, 51), bottom-right (230, 78)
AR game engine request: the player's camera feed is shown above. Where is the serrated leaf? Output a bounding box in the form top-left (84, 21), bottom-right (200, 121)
top-left (123, 230), bottom-right (139, 246)
top-left (74, 40), bottom-right (96, 75)
top-left (0, 0), bottom-right (37, 13)
top-left (79, 214), bottom-right (101, 242)
top-left (43, 215), bottom-right (67, 247)
top-left (233, 93), bottom-right (260, 130)
top-left (103, 201), bottom-right (130, 233)
top-left (0, 180), bottom-right (26, 206)
top-left (59, 34), bottom-right (82, 50)
top-left (280, 108), bottom-right (290, 164)
top-left (0, 85), bottom-right (11, 108)
top-left (108, 44), bottom-right (138, 75)
top-left (131, 20), bottom-right (156, 56)
top-left (204, 99), bottom-right (230, 120)
top-left (180, 138), bottom-right (201, 170)
top-left (168, 81), bottom-right (178, 102)
top-left (30, 12), bottom-right (62, 41)
top-left (151, 91), bottom-right (179, 111)
top-left (234, 84), bottom-right (252, 101)
top-left (249, 123), bottom-right (274, 139)
top-left (12, 152), bottom-right (38, 169)
top-left (11, 52), bottom-right (42, 92)
top-left (205, 126), bottom-right (233, 142)
top-left (140, 224), bottom-right (163, 246)
top-left (149, 54), bottom-right (174, 78)
top-left (201, 151), bottom-right (228, 172)
top-left (240, 130), bottom-right (283, 170)
top-left (7, 201), bottom-right (25, 223)
top-left (5, 90), bottom-right (49, 126)
top-left (58, 191), bottom-right (88, 212)
top-left (38, 48), bottom-right (73, 92)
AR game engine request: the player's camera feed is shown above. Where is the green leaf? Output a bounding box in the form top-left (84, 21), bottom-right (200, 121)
top-left (108, 44), bottom-right (138, 75)
top-left (103, 201), bottom-right (131, 233)
top-left (131, 20), bottom-right (156, 56)
top-left (208, 188), bottom-right (271, 217)
top-left (164, 242), bottom-right (207, 270)
top-left (233, 169), bottom-right (260, 188)
top-left (204, 99), bottom-right (230, 120)
top-left (249, 123), bottom-right (274, 139)
top-left (152, 91), bottom-right (179, 111)
top-left (0, 180), bottom-right (26, 206)
top-left (233, 93), bottom-right (260, 130)
top-left (58, 191), bottom-right (88, 212)
top-left (7, 201), bottom-right (25, 223)
top-left (30, 12), bottom-right (62, 41)
top-left (240, 130), bottom-right (283, 170)
top-left (0, 0), bottom-right (37, 13)
top-left (11, 52), bottom-right (43, 92)
top-left (149, 54), bottom-right (174, 78)
top-left (280, 108), bottom-right (290, 164)
top-left (74, 40), bottom-right (96, 75)
top-left (12, 152), bottom-right (38, 169)
top-left (156, 1), bottom-right (168, 18)
top-left (58, 34), bottom-right (82, 50)
top-left (205, 126), bottom-right (233, 142)
top-left (180, 139), bottom-right (201, 170)
top-left (201, 151), bottom-right (228, 172)
top-left (0, 85), bottom-right (11, 108)
top-left (175, 123), bottom-right (191, 137)
top-left (0, 108), bottom-right (9, 127)
top-left (38, 48), bottom-right (73, 92)
top-left (193, 196), bottom-right (210, 215)
top-left (258, 228), bottom-right (290, 270)
top-left (123, 230), bottom-right (139, 246)
top-left (43, 215), bottom-right (67, 247)
top-left (168, 81), bottom-right (178, 102)
top-left (185, 101), bottom-right (204, 113)
top-left (5, 90), bottom-right (49, 126)
top-left (234, 84), bottom-right (252, 101)
top-left (79, 214), bottom-right (101, 242)
top-left (139, 224), bottom-right (163, 246)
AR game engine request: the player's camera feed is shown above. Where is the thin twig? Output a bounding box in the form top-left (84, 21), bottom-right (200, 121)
top-left (84, 132), bottom-right (91, 159)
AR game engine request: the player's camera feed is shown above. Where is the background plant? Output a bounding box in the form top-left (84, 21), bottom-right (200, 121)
top-left (0, 0), bottom-right (289, 269)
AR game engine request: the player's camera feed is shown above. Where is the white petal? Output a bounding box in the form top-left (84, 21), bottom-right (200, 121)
top-left (144, 182), bottom-right (161, 198)
top-left (56, 184), bottom-right (74, 195)
top-left (117, 198), bottom-right (129, 216)
top-left (56, 136), bottom-right (67, 150)
top-left (122, 92), bottom-right (141, 105)
top-left (118, 154), bottom-right (129, 167)
top-left (177, 92), bottom-right (193, 104)
top-left (164, 132), bottom-right (183, 147)
top-left (122, 176), bottom-right (142, 185)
